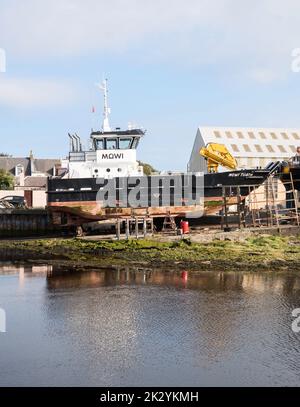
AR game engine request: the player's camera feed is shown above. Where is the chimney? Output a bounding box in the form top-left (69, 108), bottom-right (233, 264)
top-left (29, 150), bottom-right (35, 175)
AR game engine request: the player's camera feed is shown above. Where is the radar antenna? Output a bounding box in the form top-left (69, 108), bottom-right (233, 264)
top-left (95, 78), bottom-right (111, 132)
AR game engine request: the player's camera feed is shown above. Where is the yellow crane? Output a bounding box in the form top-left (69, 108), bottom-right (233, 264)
top-left (200, 143), bottom-right (238, 173)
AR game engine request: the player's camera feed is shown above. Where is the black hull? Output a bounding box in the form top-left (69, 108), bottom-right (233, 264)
top-left (204, 169), bottom-right (270, 198)
top-left (47, 169), bottom-right (271, 206)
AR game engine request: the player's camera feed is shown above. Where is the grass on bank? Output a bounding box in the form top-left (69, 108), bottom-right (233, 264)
top-left (0, 234), bottom-right (300, 270)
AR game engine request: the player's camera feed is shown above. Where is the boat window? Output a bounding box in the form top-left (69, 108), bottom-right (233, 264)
top-left (106, 138), bottom-right (118, 150)
top-left (119, 138), bottom-right (132, 149)
top-left (131, 138), bottom-right (140, 149)
top-left (95, 139), bottom-right (104, 150)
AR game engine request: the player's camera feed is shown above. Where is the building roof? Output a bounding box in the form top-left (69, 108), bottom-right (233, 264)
top-left (0, 157), bottom-right (31, 176)
top-left (24, 176), bottom-right (47, 188)
top-left (33, 159), bottom-right (61, 174)
top-left (188, 126), bottom-right (300, 173)
top-left (194, 127), bottom-right (300, 158)
top-left (0, 157), bottom-right (60, 176)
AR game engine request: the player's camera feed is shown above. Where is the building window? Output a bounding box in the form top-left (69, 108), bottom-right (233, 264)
top-left (214, 131), bottom-right (222, 138)
top-left (270, 132), bottom-right (278, 140)
top-left (248, 132), bottom-right (256, 139)
top-left (292, 132), bottom-right (300, 140)
top-left (231, 144), bottom-right (239, 153)
top-left (259, 132), bottom-right (266, 139)
top-left (277, 145), bottom-right (287, 153)
top-left (266, 145), bottom-right (275, 153)
top-left (15, 164), bottom-right (24, 176)
top-left (243, 144), bottom-right (251, 152)
top-left (290, 145), bottom-right (297, 153)
top-left (255, 144), bottom-right (263, 153)
top-left (225, 131), bottom-right (233, 139)
top-left (237, 132), bottom-right (244, 139)
top-left (281, 132), bottom-right (289, 140)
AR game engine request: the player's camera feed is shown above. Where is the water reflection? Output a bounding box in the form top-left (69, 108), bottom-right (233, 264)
top-left (0, 263), bottom-right (52, 289)
top-left (2, 262), bottom-right (300, 296)
top-left (0, 264), bottom-right (52, 275)
top-left (0, 263), bottom-right (300, 386)
top-left (45, 265), bottom-right (300, 295)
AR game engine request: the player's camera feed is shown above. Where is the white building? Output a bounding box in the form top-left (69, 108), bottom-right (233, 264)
top-left (188, 127), bottom-right (300, 173)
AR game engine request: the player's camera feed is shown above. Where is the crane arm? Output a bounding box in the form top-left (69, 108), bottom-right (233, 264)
top-left (200, 143), bottom-right (238, 173)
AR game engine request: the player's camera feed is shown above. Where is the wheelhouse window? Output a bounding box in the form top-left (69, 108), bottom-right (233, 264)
top-left (95, 139), bottom-right (104, 150)
top-left (131, 137), bottom-right (140, 149)
top-left (119, 138), bottom-right (132, 149)
top-left (106, 138), bottom-right (118, 150)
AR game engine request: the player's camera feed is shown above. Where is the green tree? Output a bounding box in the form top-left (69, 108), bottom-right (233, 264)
top-left (0, 169), bottom-right (14, 190)
top-left (138, 161), bottom-right (158, 176)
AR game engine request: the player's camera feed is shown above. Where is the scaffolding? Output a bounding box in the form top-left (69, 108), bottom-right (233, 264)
top-left (221, 172), bottom-right (299, 230)
top-left (115, 217), bottom-right (154, 240)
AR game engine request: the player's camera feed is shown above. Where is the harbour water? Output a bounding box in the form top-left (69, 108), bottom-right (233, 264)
top-left (0, 263), bottom-right (300, 387)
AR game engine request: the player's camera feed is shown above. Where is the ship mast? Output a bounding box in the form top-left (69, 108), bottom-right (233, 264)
top-left (97, 78), bottom-right (111, 132)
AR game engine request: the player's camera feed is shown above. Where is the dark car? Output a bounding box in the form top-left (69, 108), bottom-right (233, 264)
top-left (1, 195), bottom-right (27, 208)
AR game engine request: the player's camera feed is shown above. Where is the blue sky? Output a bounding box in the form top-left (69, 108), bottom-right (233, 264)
top-left (1, 0), bottom-right (300, 170)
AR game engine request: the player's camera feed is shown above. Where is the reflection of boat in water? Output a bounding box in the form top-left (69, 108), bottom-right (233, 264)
top-left (47, 80), bottom-right (273, 226)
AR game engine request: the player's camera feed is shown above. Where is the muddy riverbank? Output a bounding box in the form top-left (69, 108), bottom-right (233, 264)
top-left (1, 234), bottom-right (300, 271)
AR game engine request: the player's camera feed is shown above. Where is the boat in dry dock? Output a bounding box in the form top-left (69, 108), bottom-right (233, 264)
top-left (47, 80), bottom-right (273, 227)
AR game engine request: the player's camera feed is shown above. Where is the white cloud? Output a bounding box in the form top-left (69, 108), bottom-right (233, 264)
top-left (0, 0), bottom-right (300, 82)
top-left (248, 69), bottom-right (282, 84)
top-left (0, 0), bottom-right (222, 56)
top-left (0, 76), bottom-right (77, 108)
